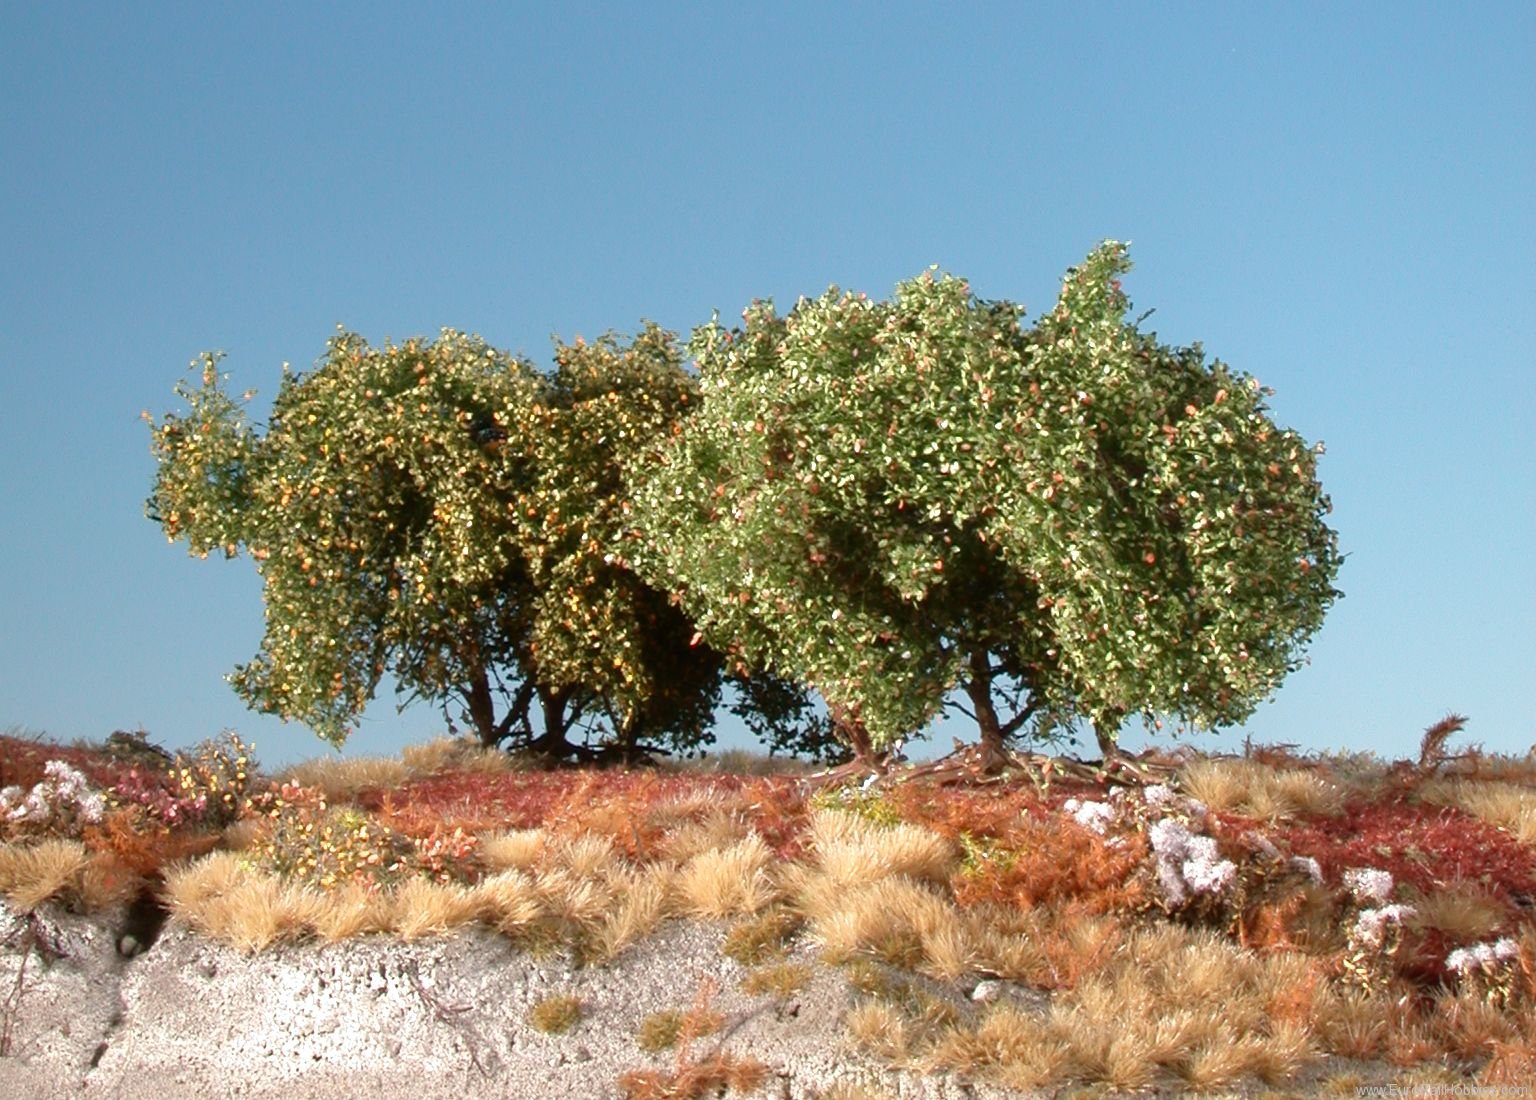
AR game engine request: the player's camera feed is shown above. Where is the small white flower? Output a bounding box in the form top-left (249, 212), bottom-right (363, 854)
top-left (1066, 799), bottom-right (1116, 835)
top-left (1156, 859), bottom-right (1188, 906)
top-left (1142, 784), bottom-right (1176, 809)
top-left (1447, 937), bottom-right (1521, 975)
top-left (1148, 817), bottom-right (1192, 858)
top-left (1342, 867), bottom-right (1395, 904)
top-left (1353, 903), bottom-right (1416, 948)
top-left (1289, 855), bottom-right (1323, 885)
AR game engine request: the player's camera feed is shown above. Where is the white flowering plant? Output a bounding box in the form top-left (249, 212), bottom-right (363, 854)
top-left (1058, 781), bottom-right (1334, 937)
top-left (1337, 866), bottom-right (1419, 992)
top-left (1444, 936), bottom-right (1527, 1009)
top-left (0, 760), bottom-right (107, 840)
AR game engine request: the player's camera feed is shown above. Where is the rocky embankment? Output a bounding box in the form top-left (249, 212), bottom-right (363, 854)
top-left (0, 899), bottom-right (1016, 1100)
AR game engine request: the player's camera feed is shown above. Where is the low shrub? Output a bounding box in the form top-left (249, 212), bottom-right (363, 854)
top-left (528, 993), bottom-right (584, 1034)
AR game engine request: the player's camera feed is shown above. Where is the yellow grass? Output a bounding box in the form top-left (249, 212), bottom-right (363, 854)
top-left (807, 810), bottom-right (956, 888)
top-left (470, 869), bottom-right (544, 933)
top-left (388, 878), bottom-right (480, 940)
top-left (1180, 757), bottom-right (1344, 819)
top-left (480, 828), bottom-right (547, 872)
top-left (676, 834), bottom-right (779, 917)
top-left (308, 880), bottom-right (392, 941)
top-left (0, 838), bottom-right (91, 910)
top-left (273, 754), bottom-right (410, 801)
top-left (1419, 778), bottom-right (1536, 845)
top-left (588, 864), bottom-right (677, 963)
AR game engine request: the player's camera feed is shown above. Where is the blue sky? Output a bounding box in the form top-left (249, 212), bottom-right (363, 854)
top-left (2, 2), bottom-right (1531, 769)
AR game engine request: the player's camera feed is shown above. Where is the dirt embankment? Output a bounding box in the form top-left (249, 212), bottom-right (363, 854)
top-left (1, 899), bottom-right (1014, 1100)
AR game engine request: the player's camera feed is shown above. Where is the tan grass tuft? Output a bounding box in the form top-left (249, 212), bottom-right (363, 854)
top-left (924, 1004), bottom-right (1063, 1083)
top-left (308, 880), bottom-right (392, 941)
top-left (545, 832), bottom-right (622, 880)
top-left (1419, 778), bottom-right (1536, 846)
top-left (389, 877), bottom-right (480, 940)
top-left (1412, 883), bottom-right (1510, 942)
top-left (274, 754), bottom-right (408, 801)
top-left (471, 869), bottom-right (544, 933)
top-left (0, 839), bottom-right (91, 910)
top-left (1180, 757), bottom-right (1343, 819)
top-left (809, 810), bottom-right (955, 888)
top-left (1313, 986), bottom-right (1390, 1058)
top-left (676, 834), bottom-right (778, 918)
top-left (480, 828), bottom-right (547, 872)
top-left (398, 736), bottom-right (462, 776)
top-left (588, 864), bottom-right (677, 964)
top-left (740, 961), bottom-right (811, 998)
top-left (845, 1000), bottom-right (912, 1062)
top-left (808, 876), bottom-right (959, 970)
top-left (655, 810), bottom-right (753, 863)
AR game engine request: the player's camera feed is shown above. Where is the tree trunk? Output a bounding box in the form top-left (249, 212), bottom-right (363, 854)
top-left (528, 685), bottom-right (579, 760)
top-left (827, 702), bottom-right (881, 768)
top-left (465, 665), bottom-right (499, 748)
top-left (964, 649), bottom-right (1008, 771)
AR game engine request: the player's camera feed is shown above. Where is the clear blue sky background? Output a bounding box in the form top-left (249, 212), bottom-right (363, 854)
top-left (2, 2), bottom-right (1531, 769)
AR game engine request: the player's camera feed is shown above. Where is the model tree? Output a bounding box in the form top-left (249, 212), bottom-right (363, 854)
top-left (146, 327), bottom-right (736, 759)
top-left (631, 243), bottom-right (1342, 762)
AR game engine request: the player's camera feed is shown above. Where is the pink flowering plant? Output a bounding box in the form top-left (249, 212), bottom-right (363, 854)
top-left (103, 732), bottom-right (258, 829)
top-left (0, 760), bottom-right (106, 840)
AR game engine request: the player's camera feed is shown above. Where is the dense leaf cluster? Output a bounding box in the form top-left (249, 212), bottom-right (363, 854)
top-left (147, 243), bottom-right (1340, 760)
top-left (633, 243), bottom-right (1341, 753)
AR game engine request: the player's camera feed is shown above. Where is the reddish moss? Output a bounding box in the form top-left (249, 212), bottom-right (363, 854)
top-left (1282, 796), bottom-right (1536, 906)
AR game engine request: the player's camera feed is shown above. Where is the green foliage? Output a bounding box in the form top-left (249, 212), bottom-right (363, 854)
top-left (632, 243), bottom-right (1342, 752)
top-left (248, 783), bottom-right (416, 890)
top-left (146, 328), bottom-right (796, 759)
top-left (148, 332), bottom-right (546, 747)
top-left (168, 732), bottom-right (259, 829)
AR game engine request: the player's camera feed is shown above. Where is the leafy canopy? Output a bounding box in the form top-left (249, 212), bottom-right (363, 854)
top-left (632, 243), bottom-right (1342, 753)
top-left (147, 327), bottom-right (733, 757)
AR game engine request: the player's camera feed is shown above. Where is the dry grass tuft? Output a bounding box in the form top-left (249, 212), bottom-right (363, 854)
top-left (1411, 883), bottom-right (1511, 943)
top-left (470, 869), bottom-right (544, 934)
top-left (397, 736), bottom-right (462, 776)
top-left (273, 754), bottom-right (409, 801)
top-left (480, 828), bottom-right (547, 872)
top-left (634, 1005), bottom-right (724, 1053)
top-left (0, 839), bottom-right (92, 910)
top-left (527, 993), bottom-right (583, 1034)
top-left (1180, 757), bottom-right (1344, 819)
top-left (721, 906), bottom-right (803, 965)
top-left (818, 1083), bottom-right (896, 1100)
top-left (1419, 778), bottom-right (1536, 846)
top-left (617, 1052), bottom-right (768, 1100)
top-left (308, 880), bottom-right (392, 941)
top-left (808, 809), bottom-right (955, 888)
top-left (676, 834), bottom-right (779, 918)
top-left (588, 864), bottom-right (677, 964)
top-left (805, 875), bottom-right (966, 974)
top-left (655, 809), bottom-right (753, 863)
top-left (741, 961), bottom-right (812, 998)
top-left (388, 877), bottom-right (480, 940)
top-left (845, 1000), bottom-right (914, 1063)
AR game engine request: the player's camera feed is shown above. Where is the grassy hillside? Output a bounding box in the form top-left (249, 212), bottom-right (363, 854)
top-left (2, 723), bottom-right (1533, 1095)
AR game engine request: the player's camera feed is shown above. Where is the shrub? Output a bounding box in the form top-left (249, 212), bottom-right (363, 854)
top-left (0, 761), bottom-right (106, 840)
top-left (528, 993), bottom-right (583, 1034)
top-left (247, 782), bottom-right (416, 891)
